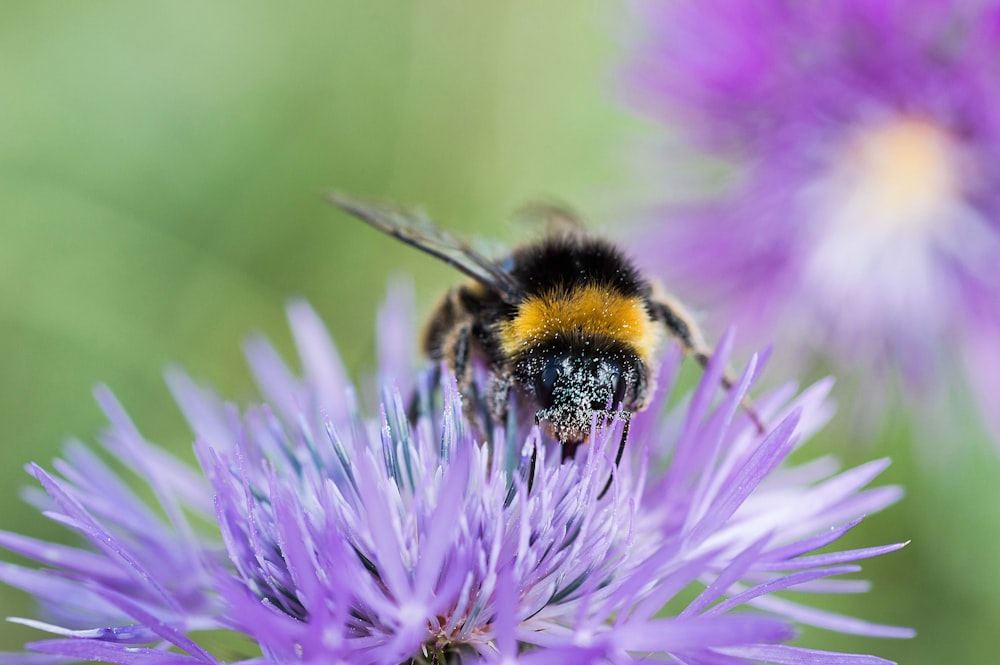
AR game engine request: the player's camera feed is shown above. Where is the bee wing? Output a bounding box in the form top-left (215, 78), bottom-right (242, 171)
top-left (514, 201), bottom-right (588, 236)
top-left (327, 192), bottom-right (521, 303)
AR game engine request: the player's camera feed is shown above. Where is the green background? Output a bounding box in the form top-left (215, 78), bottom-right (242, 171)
top-left (0, 3), bottom-right (996, 663)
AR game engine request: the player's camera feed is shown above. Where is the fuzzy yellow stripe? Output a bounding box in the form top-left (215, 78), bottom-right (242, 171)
top-left (499, 285), bottom-right (660, 362)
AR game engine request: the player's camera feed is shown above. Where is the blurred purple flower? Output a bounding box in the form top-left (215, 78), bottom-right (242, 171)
top-left (0, 298), bottom-right (910, 664)
top-left (623, 0), bottom-right (1000, 438)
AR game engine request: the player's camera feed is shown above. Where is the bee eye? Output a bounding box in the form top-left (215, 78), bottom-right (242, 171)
top-left (541, 362), bottom-right (562, 393)
top-left (534, 359), bottom-right (563, 407)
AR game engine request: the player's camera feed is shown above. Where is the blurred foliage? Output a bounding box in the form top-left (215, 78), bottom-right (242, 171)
top-left (0, 2), bottom-right (995, 663)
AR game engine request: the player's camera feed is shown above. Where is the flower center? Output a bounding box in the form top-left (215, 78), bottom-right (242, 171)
top-left (837, 117), bottom-right (961, 232)
top-left (798, 116), bottom-right (971, 334)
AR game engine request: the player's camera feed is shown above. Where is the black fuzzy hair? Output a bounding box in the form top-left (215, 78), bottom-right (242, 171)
top-left (508, 235), bottom-right (649, 298)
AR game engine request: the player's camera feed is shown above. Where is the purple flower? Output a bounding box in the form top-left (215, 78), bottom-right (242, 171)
top-left (0, 297), bottom-right (910, 664)
top-left (623, 0), bottom-right (1000, 438)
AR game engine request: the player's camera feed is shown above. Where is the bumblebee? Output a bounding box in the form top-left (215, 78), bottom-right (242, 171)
top-left (329, 194), bottom-right (763, 477)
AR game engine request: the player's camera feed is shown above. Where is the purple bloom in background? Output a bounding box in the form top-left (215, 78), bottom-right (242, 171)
top-left (0, 297), bottom-right (910, 664)
top-left (623, 0), bottom-right (1000, 438)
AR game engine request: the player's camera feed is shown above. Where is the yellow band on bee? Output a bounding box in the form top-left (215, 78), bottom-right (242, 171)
top-left (499, 284), bottom-right (661, 362)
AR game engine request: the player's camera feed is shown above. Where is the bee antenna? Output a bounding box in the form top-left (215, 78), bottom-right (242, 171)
top-left (527, 445), bottom-right (538, 493)
top-left (598, 416), bottom-right (630, 500)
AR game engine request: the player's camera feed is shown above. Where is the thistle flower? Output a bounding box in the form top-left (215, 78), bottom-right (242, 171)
top-left (0, 297), bottom-right (910, 664)
top-left (623, 0), bottom-right (1000, 438)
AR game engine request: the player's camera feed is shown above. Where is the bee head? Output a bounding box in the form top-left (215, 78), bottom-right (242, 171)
top-left (527, 347), bottom-right (639, 445)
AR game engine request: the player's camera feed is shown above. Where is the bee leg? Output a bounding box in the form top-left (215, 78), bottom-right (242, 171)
top-left (598, 414), bottom-right (630, 500)
top-left (451, 322), bottom-right (472, 390)
top-left (407, 362), bottom-right (441, 423)
top-left (527, 445), bottom-right (538, 493)
top-left (487, 370), bottom-right (519, 476)
top-left (448, 323), bottom-right (492, 442)
top-left (651, 298), bottom-right (766, 434)
top-left (487, 370), bottom-right (513, 432)
top-left (452, 324), bottom-right (474, 412)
